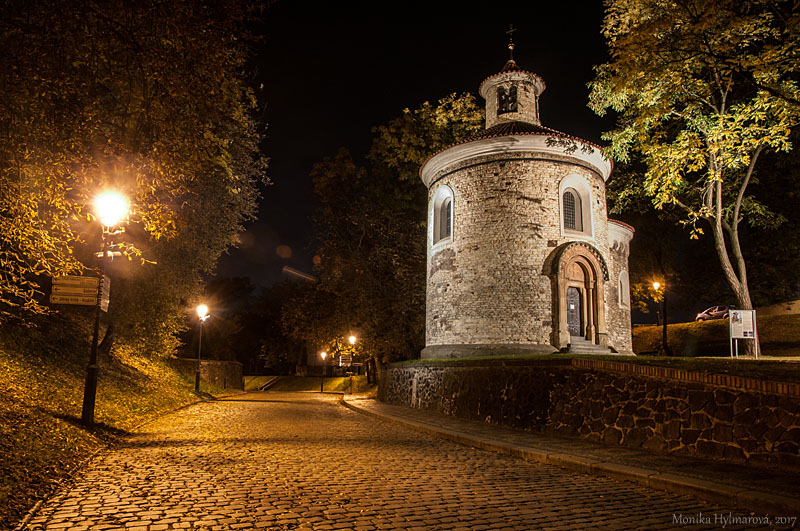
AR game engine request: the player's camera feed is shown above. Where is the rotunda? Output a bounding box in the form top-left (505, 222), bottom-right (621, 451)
top-left (419, 49), bottom-right (634, 359)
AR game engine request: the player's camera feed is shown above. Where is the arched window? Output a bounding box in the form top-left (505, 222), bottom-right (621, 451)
top-left (438, 197), bottom-right (452, 241)
top-left (559, 175), bottom-right (593, 238)
top-left (563, 188), bottom-right (582, 231)
top-left (618, 270), bottom-right (630, 308)
top-left (498, 85), bottom-right (518, 114)
top-left (431, 185), bottom-right (454, 245)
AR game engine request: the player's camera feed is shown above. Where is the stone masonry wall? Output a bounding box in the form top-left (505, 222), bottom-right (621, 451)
top-left (481, 71), bottom-right (543, 128)
top-left (380, 361), bottom-right (800, 470)
top-left (605, 221), bottom-right (634, 353)
top-left (173, 357), bottom-right (243, 390)
top-left (426, 153), bottom-right (610, 349)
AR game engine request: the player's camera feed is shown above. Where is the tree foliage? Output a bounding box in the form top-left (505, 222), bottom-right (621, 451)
top-left (281, 94), bottom-right (483, 363)
top-left (590, 0), bottom-right (800, 320)
top-left (0, 1), bottom-right (266, 351)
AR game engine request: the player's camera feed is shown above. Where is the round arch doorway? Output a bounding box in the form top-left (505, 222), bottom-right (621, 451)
top-left (549, 242), bottom-right (610, 350)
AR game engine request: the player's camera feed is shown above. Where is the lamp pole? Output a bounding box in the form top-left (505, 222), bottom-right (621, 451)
top-left (320, 351), bottom-right (327, 392)
top-left (195, 304), bottom-right (209, 393)
top-left (81, 191), bottom-right (127, 426)
top-left (653, 281), bottom-right (672, 356)
top-left (80, 232), bottom-right (107, 426)
top-left (347, 335), bottom-right (357, 394)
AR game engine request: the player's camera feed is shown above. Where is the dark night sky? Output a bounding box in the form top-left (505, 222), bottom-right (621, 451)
top-left (215, 1), bottom-right (615, 288)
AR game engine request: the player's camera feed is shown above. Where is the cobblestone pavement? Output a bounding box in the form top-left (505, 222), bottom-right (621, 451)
top-left (23, 393), bottom-right (771, 530)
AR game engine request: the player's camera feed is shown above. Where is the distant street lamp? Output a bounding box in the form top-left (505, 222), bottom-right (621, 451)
top-left (195, 304), bottom-right (210, 393)
top-left (320, 351), bottom-right (327, 392)
top-left (349, 335), bottom-right (357, 345)
top-left (81, 191), bottom-right (128, 426)
top-left (653, 280), bottom-right (672, 356)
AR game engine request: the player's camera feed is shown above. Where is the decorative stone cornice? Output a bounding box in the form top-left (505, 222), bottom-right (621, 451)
top-left (420, 134), bottom-right (613, 188)
top-left (479, 69), bottom-right (546, 99)
top-left (608, 219), bottom-right (635, 249)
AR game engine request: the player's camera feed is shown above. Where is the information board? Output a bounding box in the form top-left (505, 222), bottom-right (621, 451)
top-left (730, 310), bottom-right (755, 339)
top-left (729, 309), bottom-right (759, 358)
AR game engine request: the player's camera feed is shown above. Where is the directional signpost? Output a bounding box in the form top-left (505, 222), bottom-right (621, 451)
top-left (99, 275), bottom-right (110, 312)
top-left (51, 276), bottom-right (100, 307)
top-left (50, 275), bottom-right (111, 312)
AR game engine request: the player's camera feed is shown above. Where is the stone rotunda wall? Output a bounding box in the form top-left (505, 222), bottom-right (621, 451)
top-left (424, 149), bottom-right (611, 357)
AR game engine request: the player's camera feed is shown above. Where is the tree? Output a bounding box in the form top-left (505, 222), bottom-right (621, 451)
top-left (0, 1), bottom-right (266, 352)
top-left (282, 94), bottom-right (483, 364)
top-left (590, 0), bottom-right (800, 352)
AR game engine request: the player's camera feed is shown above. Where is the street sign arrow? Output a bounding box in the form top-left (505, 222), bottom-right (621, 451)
top-left (52, 285), bottom-right (100, 296)
top-left (50, 294), bottom-right (98, 306)
top-left (52, 276), bottom-right (100, 288)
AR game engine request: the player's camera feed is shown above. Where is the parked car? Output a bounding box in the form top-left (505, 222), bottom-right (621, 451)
top-left (695, 305), bottom-right (735, 321)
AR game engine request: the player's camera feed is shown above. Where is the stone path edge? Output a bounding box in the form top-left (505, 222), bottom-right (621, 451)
top-left (340, 398), bottom-right (800, 516)
top-left (13, 391), bottom-right (244, 531)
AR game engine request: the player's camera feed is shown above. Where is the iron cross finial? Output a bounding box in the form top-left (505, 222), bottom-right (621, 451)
top-left (506, 24), bottom-right (516, 60)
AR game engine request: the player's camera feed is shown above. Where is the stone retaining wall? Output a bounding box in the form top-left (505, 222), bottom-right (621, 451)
top-left (173, 357), bottom-right (243, 390)
top-left (379, 360), bottom-right (800, 470)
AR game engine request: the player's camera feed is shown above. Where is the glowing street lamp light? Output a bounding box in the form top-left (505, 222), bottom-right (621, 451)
top-left (195, 304), bottom-right (210, 393)
top-left (94, 191), bottom-right (129, 227)
top-left (349, 335), bottom-right (357, 345)
top-left (81, 190), bottom-right (129, 426)
top-left (320, 351), bottom-right (327, 392)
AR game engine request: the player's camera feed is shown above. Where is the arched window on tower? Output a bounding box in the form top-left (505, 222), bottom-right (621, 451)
top-left (497, 85), bottom-right (518, 114)
top-left (563, 188), bottom-right (583, 232)
top-left (432, 186), bottom-right (454, 245)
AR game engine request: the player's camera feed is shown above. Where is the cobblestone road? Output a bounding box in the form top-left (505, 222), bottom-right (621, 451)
top-left (24, 393), bottom-right (762, 530)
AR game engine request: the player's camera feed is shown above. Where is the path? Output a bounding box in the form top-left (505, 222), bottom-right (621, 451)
top-left (23, 393), bottom-right (768, 530)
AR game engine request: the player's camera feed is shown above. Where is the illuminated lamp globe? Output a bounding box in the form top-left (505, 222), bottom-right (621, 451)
top-left (320, 351), bottom-right (327, 361)
top-left (348, 335), bottom-right (357, 345)
top-left (94, 191), bottom-right (128, 227)
top-left (197, 304), bottom-right (209, 320)
top-left (652, 282), bottom-right (661, 290)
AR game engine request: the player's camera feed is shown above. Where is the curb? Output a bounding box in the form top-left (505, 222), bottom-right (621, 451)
top-left (341, 399), bottom-right (800, 516)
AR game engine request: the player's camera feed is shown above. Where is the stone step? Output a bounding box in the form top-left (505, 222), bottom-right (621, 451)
top-left (567, 338), bottom-right (612, 354)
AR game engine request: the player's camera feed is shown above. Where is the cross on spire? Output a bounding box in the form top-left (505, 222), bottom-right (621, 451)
top-left (506, 24), bottom-right (516, 61)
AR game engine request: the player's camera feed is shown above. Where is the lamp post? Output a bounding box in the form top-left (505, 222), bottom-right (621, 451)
top-left (347, 335), bottom-right (357, 393)
top-left (195, 304), bottom-right (210, 393)
top-left (81, 191), bottom-right (128, 426)
top-left (653, 281), bottom-right (672, 356)
top-left (320, 351), bottom-right (327, 392)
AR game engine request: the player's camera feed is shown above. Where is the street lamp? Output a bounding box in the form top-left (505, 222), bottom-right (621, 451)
top-left (95, 192), bottom-right (129, 227)
top-left (320, 351), bottom-right (327, 392)
top-left (81, 190), bottom-right (128, 426)
top-left (195, 304), bottom-right (210, 393)
top-left (653, 280), bottom-right (672, 356)
top-left (348, 335), bottom-right (357, 345)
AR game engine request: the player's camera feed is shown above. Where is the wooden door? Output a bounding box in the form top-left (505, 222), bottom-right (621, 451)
top-left (567, 286), bottom-right (582, 337)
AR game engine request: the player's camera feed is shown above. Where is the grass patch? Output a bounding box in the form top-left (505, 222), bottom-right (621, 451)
top-left (268, 375), bottom-right (374, 394)
top-left (0, 313), bottom-right (220, 528)
top-left (633, 314), bottom-right (800, 357)
top-left (243, 375), bottom-right (276, 391)
top-left (391, 354), bottom-right (800, 384)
